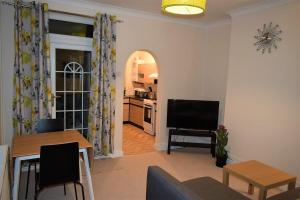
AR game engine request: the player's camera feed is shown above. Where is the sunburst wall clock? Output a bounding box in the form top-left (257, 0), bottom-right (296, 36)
top-left (254, 22), bottom-right (282, 54)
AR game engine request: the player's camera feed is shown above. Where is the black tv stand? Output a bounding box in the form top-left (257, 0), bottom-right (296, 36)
top-left (167, 129), bottom-right (216, 157)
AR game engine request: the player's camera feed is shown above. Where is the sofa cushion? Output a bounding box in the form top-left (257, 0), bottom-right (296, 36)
top-left (182, 177), bottom-right (251, 200)
top-left (267, 188), bottom-right (300, 200)
top-left (146, 166), bottom-right (202, 200)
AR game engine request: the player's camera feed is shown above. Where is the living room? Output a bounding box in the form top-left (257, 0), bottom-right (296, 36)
top-left (0, 0), bottom-right (299, 199)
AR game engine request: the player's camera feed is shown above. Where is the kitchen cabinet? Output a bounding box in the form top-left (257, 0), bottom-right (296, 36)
top-left (123, 98), bottom-right (144, 128)
top-left (129, 104), bottom-right (143, 127)
top-left (123, 103), bottom-right (129, 122)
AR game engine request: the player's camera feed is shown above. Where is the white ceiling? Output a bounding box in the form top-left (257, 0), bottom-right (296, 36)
top-left (89, 0), bottom-right (266, 23)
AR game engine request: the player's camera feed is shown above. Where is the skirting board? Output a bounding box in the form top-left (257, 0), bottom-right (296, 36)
top-left (94, 150), bottom-right (124, 159)
top-left (154, 142), bottom-right (167, 151)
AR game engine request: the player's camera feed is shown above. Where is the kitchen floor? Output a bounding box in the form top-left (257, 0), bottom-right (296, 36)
top-left (123, 124), bottom-right (155, 155)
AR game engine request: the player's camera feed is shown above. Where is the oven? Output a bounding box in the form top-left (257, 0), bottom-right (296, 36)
top-left (143, 99), bottom-right (156, 135)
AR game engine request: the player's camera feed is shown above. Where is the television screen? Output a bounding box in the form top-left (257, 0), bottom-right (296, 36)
top-left (167, 99), bottom-right (219, 130)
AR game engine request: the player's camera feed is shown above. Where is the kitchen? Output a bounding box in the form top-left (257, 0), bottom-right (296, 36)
top-left (123, 51), bottom-right (158, 155)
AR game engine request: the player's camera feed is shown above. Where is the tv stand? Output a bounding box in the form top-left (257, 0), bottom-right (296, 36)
top-left (167, 129), bottom-right (216, 157)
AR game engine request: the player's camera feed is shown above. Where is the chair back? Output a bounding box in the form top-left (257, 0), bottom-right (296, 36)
top-left (39, 142), bottom-right (80, 188)
top-left (36, 119), bottom-right (64, 133)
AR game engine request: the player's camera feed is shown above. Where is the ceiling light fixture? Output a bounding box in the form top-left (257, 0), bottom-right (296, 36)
top-left (161, 0), bottom-right (206, 15)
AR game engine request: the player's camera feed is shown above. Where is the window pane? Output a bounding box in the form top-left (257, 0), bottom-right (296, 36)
top-left (75, 93), bottom-right (82, 110)
top-left (75, 74), bottom-right (83, 91)
top-left (56, 92), bottom-right (64, 111)
top-left (65, 73), bottom-right (73, 91)
top-left (83, 93), bottom-right (90, 109)
top-left (66, 93), bottom-right (73, 110)
top-left (75, 112), bottom-right (82, 129)
top-left (83, 74), bottom-right (90, 91)
top-left (56, 49), bottom-right (91, 72)
top-left (56, 73), bottom-right (64, 91)
top-left (83, 111), bottom-right (89, 127)
top-left (49, 19), bottom-right (93, 38)
top-left (66, 112), bottom-right (73, 129)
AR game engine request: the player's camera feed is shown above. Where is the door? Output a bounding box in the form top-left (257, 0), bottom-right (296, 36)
top-left (50, 34), bottom-right (92, 137)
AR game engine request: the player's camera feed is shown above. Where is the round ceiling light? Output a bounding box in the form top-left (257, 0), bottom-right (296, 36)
top-left (161, 0), bottom-right (206, 15)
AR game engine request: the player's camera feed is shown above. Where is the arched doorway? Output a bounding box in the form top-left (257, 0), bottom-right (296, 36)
top-left (123, 50), bottom-right (159, 155)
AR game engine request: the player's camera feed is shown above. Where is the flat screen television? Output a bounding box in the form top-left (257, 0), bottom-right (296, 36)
top-left (167, 99), bottom-right (219, 130)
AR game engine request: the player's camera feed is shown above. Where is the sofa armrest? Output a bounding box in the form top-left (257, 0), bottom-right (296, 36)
top-left (146, 166), bottom-right (202, 200)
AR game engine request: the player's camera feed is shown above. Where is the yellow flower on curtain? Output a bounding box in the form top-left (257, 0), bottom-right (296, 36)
top-left (111, 48), bottom-right (116, 59)
top-left (23, 96), bottom-right (32, 107)
top-left (21, 8), bottom-right (30, 18)
top-left (31, 16), bottom-right (35, 30)
top-left (110, 85), bottom-right (116, 96)
top-left (88, 13), bottom-right (117, 157)
top-left (21, 31), bottom-right (31, 44)
top-left (43, 41), bottom-right (50, 56)
top-left (22, 75), bottom-right (32, 89)
top-left (13, 2), bottom-right (52, 135)
top-left (21, 52), bottom-right (31, 64)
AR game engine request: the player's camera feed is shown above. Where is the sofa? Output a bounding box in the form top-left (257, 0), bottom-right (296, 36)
top-left (146, 166), bottom-right (300, 200)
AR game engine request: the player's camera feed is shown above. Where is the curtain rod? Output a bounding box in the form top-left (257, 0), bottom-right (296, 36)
top-left (49, 10), bottom-right (124, 23)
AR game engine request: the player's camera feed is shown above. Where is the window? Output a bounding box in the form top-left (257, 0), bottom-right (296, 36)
top-left (49, 19), bottom-right (93, 38)
top-left (49, 15), bottom-right (93, 138)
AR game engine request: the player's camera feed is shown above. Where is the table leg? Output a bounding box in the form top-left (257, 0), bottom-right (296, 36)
top-left (12, 158), bottom-right (21, 200)
top-left (82, 148), bottom-right (95, 200)
top-left (248, 183), bottom-right (254, 195)
top-left (258, 188), bottom-right (267, 200)
top-left (79, 157), bottom-right (83, 183)
top-left (288, 181), bottom-right (296, 190)
top-left (223, 170), bottom-right (229, 186)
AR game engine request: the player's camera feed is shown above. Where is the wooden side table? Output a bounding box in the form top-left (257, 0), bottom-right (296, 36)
top-left (223, 160), bottom-right (297, 200)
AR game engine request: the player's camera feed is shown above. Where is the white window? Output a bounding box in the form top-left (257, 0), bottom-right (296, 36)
top-left (49, 13), bottom-right (93, 137)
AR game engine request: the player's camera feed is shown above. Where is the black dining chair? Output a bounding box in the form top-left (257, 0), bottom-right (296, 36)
top-left (35, 142), bottom-right (85, 200)
top-left (25, 118), bottom-right (64, 199)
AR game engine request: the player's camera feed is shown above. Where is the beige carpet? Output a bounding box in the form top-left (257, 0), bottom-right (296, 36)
top-left (123, 124), bottom-right (155, 155)
top-left (19, 148), bottom-right (281, 200)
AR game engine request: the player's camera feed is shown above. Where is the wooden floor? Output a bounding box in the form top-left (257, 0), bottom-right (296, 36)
top-left (123, 124), bottom-right (155, 155)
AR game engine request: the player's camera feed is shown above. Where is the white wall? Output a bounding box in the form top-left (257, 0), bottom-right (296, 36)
top-left (225, 1), bottom-right (300, 180)
top-left (200, 23), bottom-right (231, 124)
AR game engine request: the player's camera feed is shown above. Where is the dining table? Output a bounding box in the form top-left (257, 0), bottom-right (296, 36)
top-left (11, 130), bottom-right (95, 200)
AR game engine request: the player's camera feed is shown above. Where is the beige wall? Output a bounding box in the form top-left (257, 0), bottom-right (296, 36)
top-left (225, 1), bottom-right (300, 180)
top-left (200, 24), bottom-right (231, 124)
top-left (0, 0), bottom-right (209, 154)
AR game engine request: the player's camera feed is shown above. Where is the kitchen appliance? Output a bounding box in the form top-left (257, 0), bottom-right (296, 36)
top-left (134, 88), bottom-right (148, 98)
top-left (143, 99), bottom-right (156, 135)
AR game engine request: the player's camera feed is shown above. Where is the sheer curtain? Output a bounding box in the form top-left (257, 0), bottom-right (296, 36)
top-left (13, 1), bottom-right (52, 135)
top-left (88, 13), bottom-right (117, 157)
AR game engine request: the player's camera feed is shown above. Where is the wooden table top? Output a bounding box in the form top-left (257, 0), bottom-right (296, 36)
top-left (224, 160), bottom-right (296, 188)
top-left (12, 130), bottom-right (93, 158)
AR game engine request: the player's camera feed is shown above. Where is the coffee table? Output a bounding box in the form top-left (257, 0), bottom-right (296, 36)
top-left (223, 160), bottom-right (297, 200)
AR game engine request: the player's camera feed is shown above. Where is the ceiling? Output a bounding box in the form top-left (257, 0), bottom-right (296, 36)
top-left (89, 0), bottom-right (266, 23)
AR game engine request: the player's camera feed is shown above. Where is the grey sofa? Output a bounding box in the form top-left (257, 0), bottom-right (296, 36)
top-left (146, 166), bottom-right (300, 200)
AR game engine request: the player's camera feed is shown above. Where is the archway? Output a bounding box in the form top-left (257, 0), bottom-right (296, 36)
top-left (122, 50), bottom-right (159, 155)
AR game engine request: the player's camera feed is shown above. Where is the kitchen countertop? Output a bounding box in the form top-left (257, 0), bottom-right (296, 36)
top-left (124, 96), bottom-right (157, 101)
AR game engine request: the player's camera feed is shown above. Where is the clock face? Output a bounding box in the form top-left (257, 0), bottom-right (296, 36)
top-left (254, 22), bottom-right (282, 54)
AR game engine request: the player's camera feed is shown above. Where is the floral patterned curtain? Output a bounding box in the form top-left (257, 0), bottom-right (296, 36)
top-left (13, 2), bottom-right (52, 135)
top-left (88, 13), bottom-right (117, 157)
